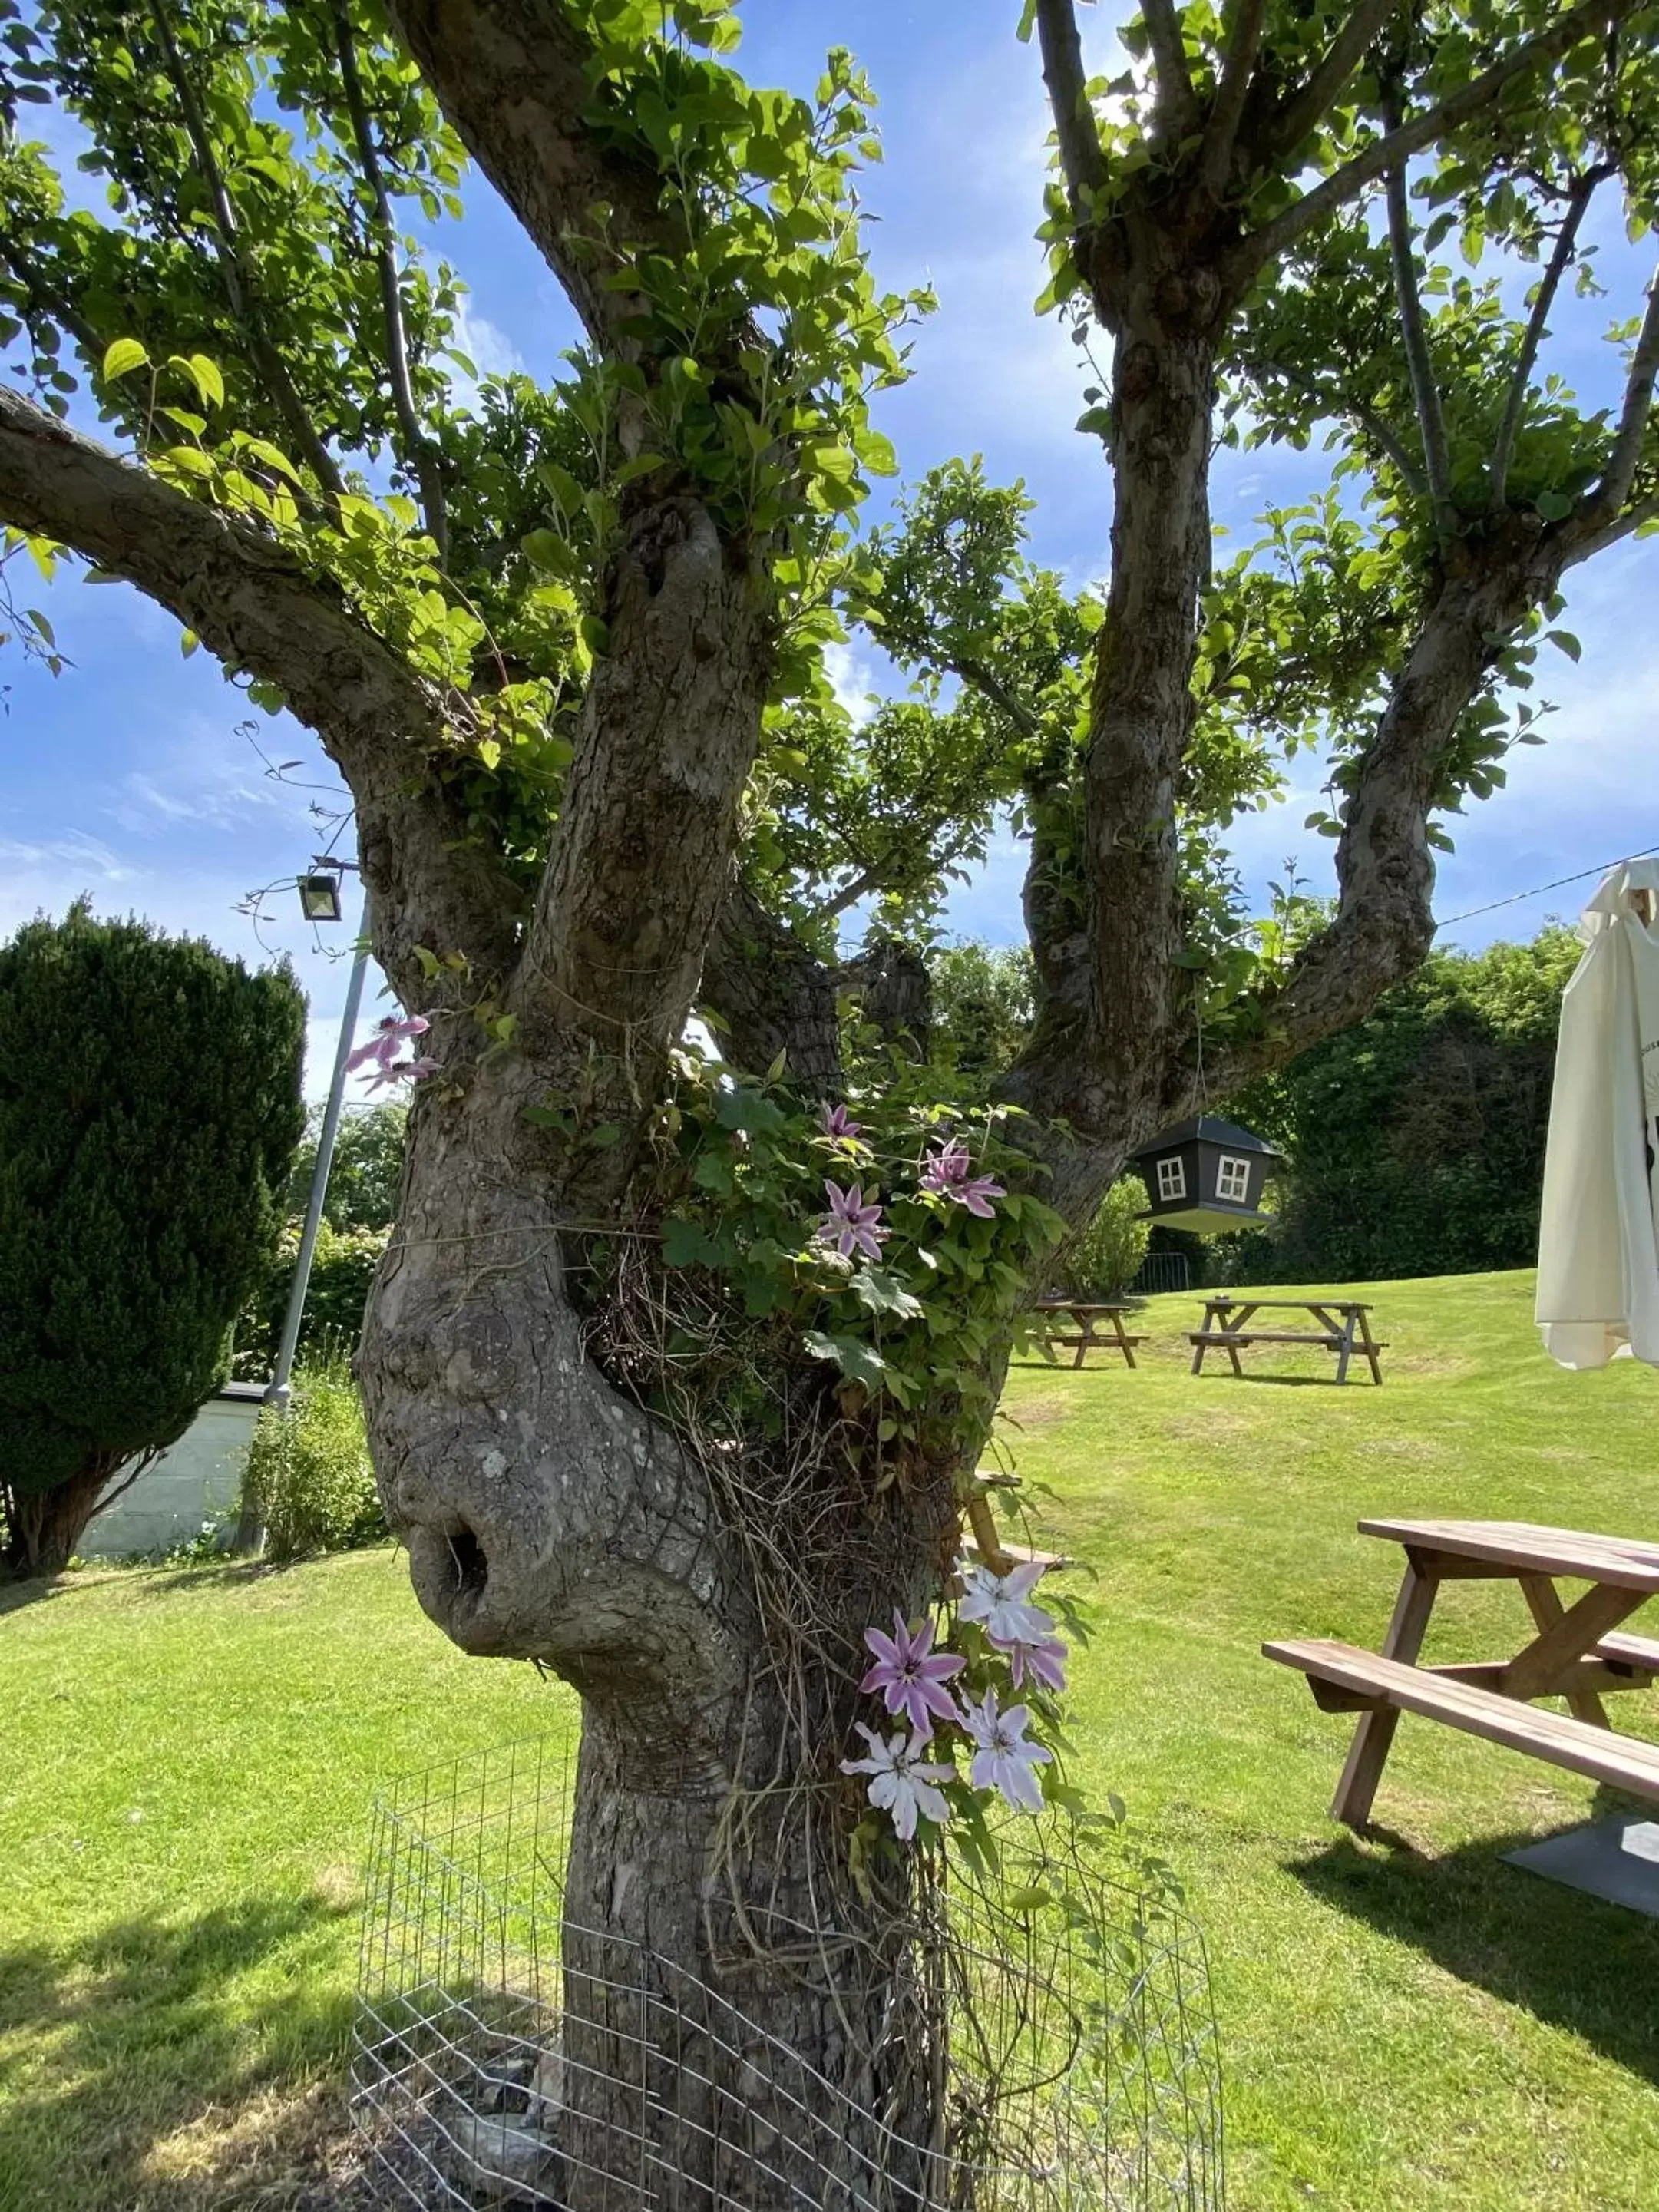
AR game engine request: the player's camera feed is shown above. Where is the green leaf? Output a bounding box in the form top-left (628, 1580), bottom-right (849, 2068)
top-left (181, 352), bottom-right (224, 408)
top-left (1534, 489), bottom-right (1574, 521)
top-left (801, 1330), bottom-right (889, 1391)
top-left (850, 1268), bottom-right (924, 1320)
top-left (101, 337), bottom-right (148, 381)
top-left (1545, 629), bottom-right (1581, 663)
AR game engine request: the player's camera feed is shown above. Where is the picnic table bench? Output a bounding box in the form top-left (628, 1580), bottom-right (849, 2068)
top-left (1033, 1299), bottom-right (1145, 1370)
top-left (1188, 1296), bottom-right (1386, 1384)
top-left (1265, 1519), bottom-right (1659, 1827)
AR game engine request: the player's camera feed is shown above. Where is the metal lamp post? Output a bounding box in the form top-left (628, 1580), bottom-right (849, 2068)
top-left (232, 861), bottom-right (369, 1556)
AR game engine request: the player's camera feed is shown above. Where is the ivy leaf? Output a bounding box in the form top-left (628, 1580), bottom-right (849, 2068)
top-left (802, 1329), bottom-right (889, 1391)
top-left (850, 1268), bottom-right (924, 1320)
top-left (663, 1216), bottom-right (717, 1268)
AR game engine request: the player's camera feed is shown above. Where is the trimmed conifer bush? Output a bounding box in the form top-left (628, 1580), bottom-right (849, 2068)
top-left (0, 903), bottom-right (305, 1576)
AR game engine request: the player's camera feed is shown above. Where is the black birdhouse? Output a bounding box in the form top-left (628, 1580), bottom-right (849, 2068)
top-left (1127, 1115), bottom-right (1281, 1233)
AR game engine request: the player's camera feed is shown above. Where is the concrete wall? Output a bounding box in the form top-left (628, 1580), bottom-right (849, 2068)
top-left (81, 1383), bottom-right (266, 1560)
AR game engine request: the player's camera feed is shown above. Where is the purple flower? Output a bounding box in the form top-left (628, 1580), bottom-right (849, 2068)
top-left (957, 1559), bottom-right (1056, 1647)
top-left (818, 1101), bottom-right (862, 1142)
top-left (1002, 1635), bottom-right (1069, 1695)
top-left (957, 1688), bottom-right (1054, 1812)
top-left (817, 1181), bottom-right (888, 1263)
top-left (841, 1724), bottom-right (954, 1842)
top-left (859, 1610), bottom-right (964, 1738)
top-left (347, 1014), bottom-right (430, 1080)
top-left (920, 1139), bottom-right (1005, 1218)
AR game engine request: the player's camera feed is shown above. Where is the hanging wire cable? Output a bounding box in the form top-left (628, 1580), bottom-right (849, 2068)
top-left (1436, 842), bottom-right (1659, 931)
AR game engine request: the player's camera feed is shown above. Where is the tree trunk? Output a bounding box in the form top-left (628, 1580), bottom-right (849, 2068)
top-left (363, 1061), bottom-right (962, 2204)
top-left (2, 1450), bottom-right (126, 1578)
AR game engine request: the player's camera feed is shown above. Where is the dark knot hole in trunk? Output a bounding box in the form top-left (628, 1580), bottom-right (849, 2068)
top-left (444, 1522), bottom-right (489, 1600)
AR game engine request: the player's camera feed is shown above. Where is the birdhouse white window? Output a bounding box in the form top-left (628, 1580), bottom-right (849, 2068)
top-left (1215, 1154), bottom-right (1251, 1204)
top-left (1156, 1156), bottom-right (1186, 1202)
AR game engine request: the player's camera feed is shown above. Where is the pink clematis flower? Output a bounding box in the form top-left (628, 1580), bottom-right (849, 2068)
top-left (920, 1139), bottom-right (1005, 1218)
top-left (841, 1724), bottom-right (954, 1843)
top-left (957, 1688), bottom-right (1054, 1812)
top-left (1001, 1634), bottom-right (1069, 1695)
top-left (957, 1559), bottom-right (1056, 1647)
top-left (860, 1610), bottom-right (964, 1738)
top-left (347, 1014), bottom-right (431, 1083)
top-left (362, 1052), bottom-right (440, 1093)
top-left (817, 1181), bottom-right (888, 1263)
top-left (817, 1101), bottom-right (862, 1142)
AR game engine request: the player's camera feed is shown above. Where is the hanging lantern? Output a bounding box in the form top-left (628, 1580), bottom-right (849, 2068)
top-left (1127, 1115), bottom-right (1282, 1233)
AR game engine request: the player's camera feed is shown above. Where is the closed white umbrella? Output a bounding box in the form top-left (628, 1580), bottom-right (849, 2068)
top-left (1535, 857), bottom-right (1659, 1368)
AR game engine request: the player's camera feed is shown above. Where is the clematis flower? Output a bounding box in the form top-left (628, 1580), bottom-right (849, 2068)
top-left (818, 1101), bottom-right (862, 1142)
top-left (346, 1013), bottom-right (430, 1078)
top-left (841, 1724), bottom-right (954, 1842)
top-left (362, 1052), bottom-right (441, 1093)
top-left (817, 1181), bottom-right (888, 1263)
top-left (860, 1610), bottom-right (964, 1738)
top-left (920, 1139), bottom-right (1005, 1218)
top-left (1001, 1634), bottom-right (1069, 1695)
top-left (957, 1559), bottom-right (1056, 1647)
top-left (957, 1688), bottom-right (1053, 1812)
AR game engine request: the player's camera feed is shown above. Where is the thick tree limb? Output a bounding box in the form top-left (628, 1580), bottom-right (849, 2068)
top-left (0, 388), bottom-right (520, 1000)
top-left (1265, 0), bottom-right (1397, 161)
top-left (1383, 138), bottom-right (1456, 543)
top-left (1198, 0), bottom-right (1266, 194)
top-left (1228, 1), bottom-right (1633, 286)
top-left (516, 495), bottom-right (770, 1079)
top-left (1489, 170), bottom-right (1607, 514)
top-left (700, 876), bottom-right (841, 1086)
top-left (384, 0), bottom-right (681, 357)
top-left (1564, 267), bottom-right (1659, 544)
top-left (1035, 0), bottom-right (1109, 217)
top-left (1141, 0), bottom-right (1203, 145)
top-left (332, 0), bottom-right (449, 560)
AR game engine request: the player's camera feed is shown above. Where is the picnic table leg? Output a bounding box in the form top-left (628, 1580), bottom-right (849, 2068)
top-left (1191, 1332), bottom-right (1207, 1377)
top-left (1113, 1312), bottom-right (1137, 1370)
top-left (1333, 1314), bottom-right (1356, 1387)
top-left (1072, 1314), bottom-right (1092, 1371)
top-left (1358, 1310), bottom-right (1384, 1385)
top-left (1330, 1556), bottom-right (1439, 1830)
top-left (1519, 1576), bottom-right (1611, 1729)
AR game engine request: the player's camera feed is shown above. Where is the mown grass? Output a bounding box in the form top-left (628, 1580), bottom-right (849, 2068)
top-left (1006, 1266), bottom-right (1659, 2212)
top-left (0, 1267), bottom-right (1654, 2209)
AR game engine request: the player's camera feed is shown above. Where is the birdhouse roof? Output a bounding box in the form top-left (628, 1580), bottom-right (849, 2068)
top-left (1128, 1114), bottom-right (1282, 1160)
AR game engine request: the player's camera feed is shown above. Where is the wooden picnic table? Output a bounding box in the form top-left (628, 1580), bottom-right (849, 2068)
top-left (1033, 1299), bottom-right (1145, 1370)
top-left (1188, 1295), bottom-right (1386, 1384)
top-left (1265, 1519), bottom-right (1659, 1828)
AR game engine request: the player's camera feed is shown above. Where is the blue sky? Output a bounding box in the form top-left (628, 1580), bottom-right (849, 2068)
top-left (3, 0), bottom-right (1656, 1096)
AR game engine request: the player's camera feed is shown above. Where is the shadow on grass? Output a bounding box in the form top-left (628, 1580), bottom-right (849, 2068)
top-left (0, 1892), bottom-right (357, 2210)
top-left (1290, 1817), bottom-right (1659, 2088)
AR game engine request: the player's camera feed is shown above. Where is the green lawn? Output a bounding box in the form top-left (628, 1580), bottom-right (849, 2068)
top-left (2, 1266), bottom-right (1656, 2210)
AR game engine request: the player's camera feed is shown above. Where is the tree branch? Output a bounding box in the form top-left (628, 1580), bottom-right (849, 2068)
top-left (1266, 0), bottom-right (1398, 160)
top-left (1274, 362), bottom-right (1428, 499)
top-left (700, 875), bottom-right (841, 1086)
top-left (1562, 487), bottom-right (1659, 567)
top-left (1489, 168), bottom-right (1607, 513)
top-left (0, 237), bottom-right (106, 363)
top-left (1035, 0), bottom-right (1110, 217)
top-left (1565, 266), bottom-right (1659, 543)
top-left (331, 0), bottom-right (449, 560)
top-left (1383, 128), bottom-right (1456, 542)
top-left (0, 388), bottom-right (520, 1000)
top-left (1140, 0), bottom-right (1203, 145)
top-left (1228, 0), bottom-right (1633, 285)
top-left (1198, 0), bottom-right (1266, 194)
top-left (384, 0), bottom-right (683, 357)
top-left (148, 0), bottom-right (345, 503)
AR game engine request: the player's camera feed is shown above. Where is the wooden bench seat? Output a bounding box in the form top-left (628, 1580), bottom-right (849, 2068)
top-left (1187, 1330), bottom-right (1392, 1350)
top-left (1264, 1637), bottom-right (1659, 1802)
top-left (1049, 1332), bottom-right (1147, 1349)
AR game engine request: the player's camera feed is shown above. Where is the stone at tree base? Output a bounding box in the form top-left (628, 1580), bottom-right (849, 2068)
top-left (444, 2109), bottom-right (559, 2204)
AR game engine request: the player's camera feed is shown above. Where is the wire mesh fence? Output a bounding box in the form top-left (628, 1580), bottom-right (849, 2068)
top-left (351, 1734), bottom-right (1224, 2211)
